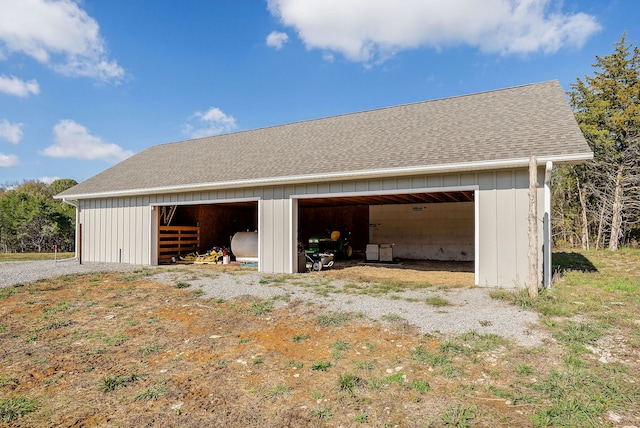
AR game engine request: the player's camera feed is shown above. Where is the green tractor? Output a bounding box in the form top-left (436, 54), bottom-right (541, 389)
top-left (307, 230), bottom-right (353, 259)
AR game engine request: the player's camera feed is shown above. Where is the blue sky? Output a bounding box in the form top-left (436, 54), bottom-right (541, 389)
top-left (0, 0), bottom-right (636, 186)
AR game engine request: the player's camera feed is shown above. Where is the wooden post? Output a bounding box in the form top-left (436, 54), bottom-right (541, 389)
top-left (528, 156), bottom-right (539, 298)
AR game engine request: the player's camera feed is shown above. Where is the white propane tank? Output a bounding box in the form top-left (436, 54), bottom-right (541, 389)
top-left (231, 231), bottom-right (259, 262)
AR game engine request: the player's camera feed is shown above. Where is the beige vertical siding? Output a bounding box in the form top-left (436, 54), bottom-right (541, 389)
top-left (476, 168), bottom-right (545, 288)
top-left (76, 168), bottom-right (545, 287)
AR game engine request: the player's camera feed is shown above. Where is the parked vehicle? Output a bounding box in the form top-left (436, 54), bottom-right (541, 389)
top-left (307, 230), bottom-right (353, 259)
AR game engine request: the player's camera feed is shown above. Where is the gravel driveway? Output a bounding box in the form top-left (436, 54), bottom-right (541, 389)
top-left (1, 260), bottom-right (547, 347)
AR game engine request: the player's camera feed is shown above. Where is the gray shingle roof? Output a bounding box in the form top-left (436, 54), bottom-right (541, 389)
top-left (58, 80), bottom-right (591, 199)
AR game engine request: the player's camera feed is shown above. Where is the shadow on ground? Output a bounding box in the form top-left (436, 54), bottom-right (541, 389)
top-left (552, 251), bottom-right (598, 274)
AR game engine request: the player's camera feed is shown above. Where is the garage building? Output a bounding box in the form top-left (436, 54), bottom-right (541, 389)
top-left (56, 81), bottom-right (591, 288)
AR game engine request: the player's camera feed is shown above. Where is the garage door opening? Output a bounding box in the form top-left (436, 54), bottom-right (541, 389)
top-left (297, 190), bottom-right (475, 273)
top-left (156, 201), bottom-right (258, 264)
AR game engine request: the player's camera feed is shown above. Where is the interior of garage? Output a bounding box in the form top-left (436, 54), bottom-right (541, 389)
top-left (157, 202), bottom-right (257, 263)
top-left (298, 191), bottom-right (475, 267)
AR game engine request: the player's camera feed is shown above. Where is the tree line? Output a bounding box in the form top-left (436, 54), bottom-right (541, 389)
top-left (0, 179), bottom-right (77, 253)
top-left (553, 34), bottom-right (640, 250)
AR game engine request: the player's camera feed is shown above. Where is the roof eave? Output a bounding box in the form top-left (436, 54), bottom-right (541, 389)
top-left (55, 152), bottom-right (593, 200)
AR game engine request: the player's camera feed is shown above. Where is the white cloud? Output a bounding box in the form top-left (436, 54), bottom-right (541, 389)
top-left (40, 120), bottom-right (133, 162)
top-left (38, 176), bottom-right (60, 185)
top-left (0, 75), bottom-right (40, 97)
top-left (0, 0), bottom-right (124, 83)
top-left (0, 119), bottom-right (23, 144)
top-left (267, 0), bottom-right (601, 63)
top-left (0, 152), bottom-right (19, 167)
top-left (266, 31), bottom-right (289, 50)
top-left (183, 107), bottom-right (238, 139)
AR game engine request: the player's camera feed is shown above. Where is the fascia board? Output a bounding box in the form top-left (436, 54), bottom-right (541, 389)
top-left (55, 152), bottom-right (593, 200)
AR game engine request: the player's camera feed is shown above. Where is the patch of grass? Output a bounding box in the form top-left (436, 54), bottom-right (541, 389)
top-left (139, 344), bottom-right (162, 356)
top-left (337, 373), bottom-right (365, 395)
top-left (0, 377), bottom-right (19, 389)
top-left (515, 363), bottom-right (535, 375)
top-left (0, 252), bottom-right (74, 262)
top-left (99, 372), bottom-right (140, 392)
top-left (42, 300), bottom-right (72, 314)
top-left (489, 288), bottom-right (537, 309)
top-left (135, 381), bottom-right (169, 400)
top-left (553, 321), bottom-right (604, 349)
top-left (311, 406), bottom-right (332, 420)
top-left (259, 275), bottom-right (291, 285)
top-left (381, 313), bottom-right (406, 323)
top-left (354, 359), bottom-right (375, 372)
top-left (354, 413), bottom-right (368, 423)
top-left (0, 396), bottom-right (38, 423)
top-left (529, 366), bottom-right (639, 426)
top-left (411, 345), bottom-right (450, 367)
top-left (102, 333), bottom-right (127, 346)
top-left (316, 311), bottom-right (350, 326)
top-left (330, 339), bottom-right (351, 351)
top-left (311, 361), bottom-right (332, 371)
top-left (0, 288), bottom-right (16, 299)
top-left (109, 302), bottom-right (133, 308)
top-left (310, 391), bottom-right (324, 400)
top-left (175, 281), bottom-right (191, 289)
top-left (385, 372), bottom-right (405, 386)
top-left (411, 379), bottom-right (431, 393)
top-left (246, 300), bottom-right (273, 316)
top-left (291, 334), bottom-right (309, 342)
top-left (287, 360), bottom-right (303, 369)
top-left (265, 383), bottom-right (291, 398)
top-left (425, 295), bottom-right (452, 307)
top-left (440, 404), bottom-right (477, 427)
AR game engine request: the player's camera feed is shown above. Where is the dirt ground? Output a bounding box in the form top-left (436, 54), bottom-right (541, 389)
top-left (0, 257), bottom-right (637, 427)
top-left (321, 259), bottom-right (475, 287)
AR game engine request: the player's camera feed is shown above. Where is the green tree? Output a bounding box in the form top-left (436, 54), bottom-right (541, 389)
top-left (49, 178), bottom-right (78, 196)
top-left (564, 33), bottom-right (640, 250)
top-left (0, 180), bottom-right (76, 253)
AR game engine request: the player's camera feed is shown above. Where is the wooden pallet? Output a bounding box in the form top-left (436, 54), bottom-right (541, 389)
top-left (158, 225), bottom-right (200, 262)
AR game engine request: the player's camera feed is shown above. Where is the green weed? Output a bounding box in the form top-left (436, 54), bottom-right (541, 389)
top-left (311, 407), bottom-right (332, 420)
top-left (411, 379), bottom-right (431, 393)
top-left (354, 413), bottom-right (368, 423)
top-left (246, 300), bottom-right (273, 316)
top-left (0, 396), bottom-right (38, 423)
top-left (425, 296), bottom-right (452, 307)
top-left (0, 377), bottom-right (19, 389)
top-left (316, 311), bottom-right (350, 326)
top-left (381, 313), bottom-right (406, 323)
top-left (100, 372), bottom-right (140, 392)
top-left (311, 361), bottom-right (332, 371)
top-left (337, 373), bottom-right (365, 395)
top-left (266, 383), bottom-right (291, 398)
top-left (140, 344), bottom-right (162, 356)
top-left (102, 333), bottom-right (127, 346)
top-left (441, 404), bottom-right (477, 427)
top-left (135, 381), bottom-right (169, 400)
top-left (292, 334), bottom-right (309, 342)
top-left (330, 340), bottom-right (351, 351)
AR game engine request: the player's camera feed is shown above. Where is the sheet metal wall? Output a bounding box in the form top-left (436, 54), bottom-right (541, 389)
top-left (76, 168), bottom-right (545, 287)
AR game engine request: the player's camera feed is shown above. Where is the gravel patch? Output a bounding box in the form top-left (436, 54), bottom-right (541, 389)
top-left (0, 259), bottom-right (142, 287)
top-left (152, 270), bottom-right (548, 347)
top-left (1, 261), bottom-right (548, 347)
